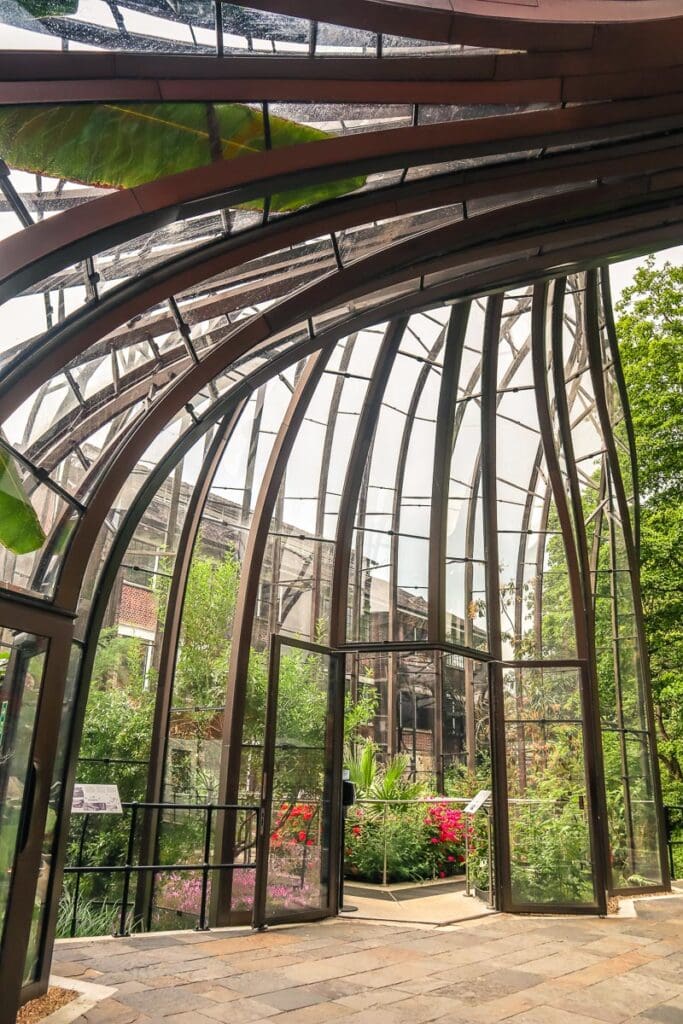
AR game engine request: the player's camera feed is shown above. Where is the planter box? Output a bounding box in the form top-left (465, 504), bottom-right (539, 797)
top-left (344, 873), bottom-right (466, 902)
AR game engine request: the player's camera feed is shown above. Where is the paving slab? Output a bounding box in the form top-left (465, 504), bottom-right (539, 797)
top-left (51, 894), bottom-right (683, 1024)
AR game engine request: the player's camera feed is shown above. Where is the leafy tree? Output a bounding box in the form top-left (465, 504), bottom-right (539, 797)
top-left (616, 259), bottom-right (683, 805)
top-left (155, 542), bottom-right (240, 712)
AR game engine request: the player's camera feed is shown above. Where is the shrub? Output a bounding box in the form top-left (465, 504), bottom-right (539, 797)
top-left (344, 800), bottom-right (469, 884)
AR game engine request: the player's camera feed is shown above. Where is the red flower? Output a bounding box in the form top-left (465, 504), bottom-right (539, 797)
top-left (306, 839), bottom-right (314, 846)
top-left (298, 830), bottom-right (307, 841)
top-left (439, 871), bottom-right (446, 878)
top-left (352, 825), bottom-right (361, 836)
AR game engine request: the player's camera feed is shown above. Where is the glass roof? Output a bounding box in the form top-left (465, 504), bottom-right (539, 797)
top-left (0, 2), bottom-right (492, 55)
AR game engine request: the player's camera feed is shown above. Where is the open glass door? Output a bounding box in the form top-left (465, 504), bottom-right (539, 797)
top-left (253, 638), bottom-right (344, 928)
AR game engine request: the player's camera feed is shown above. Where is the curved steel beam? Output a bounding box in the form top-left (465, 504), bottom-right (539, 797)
top-left (2, 91), bottom-right (682, 304)
top-left (25, 192), bottom-right (683, 623)
top-left (3, 127), bottom-right (682, 432)
top-left (329, 318), bottom-right (407, 646)
top-left (212, 349), bottom-right (332, 923)
top-left (5, 50), bottom-right (683, 105)
top-left (531, 279), bottom-right (609, 912)
top-left (200, 0), bottom-right (683, 51)
top-left (585, 270), bottom-right (671, 894)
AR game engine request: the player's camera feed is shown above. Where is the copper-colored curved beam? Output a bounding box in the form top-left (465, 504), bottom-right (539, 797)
top-left (212, 349), bottom-right (332, 923)
top-left (2, 91), bottom-right (682, 304)
top-left (585, 270), bottom-right (671, 894)
top-left (4, 50), bottom-right (683, 105)
top-left (3, 124), bottom-right (682, 432)
top-left (27, 183), bottom-right (683, 625)
top-left (40, 198), bottom-right (683, 617)
top-left (218, 0), bottom-right (683, 52)
top-left (329, 319), bottom-right (407, 647)
top-left (3, 154), bottom-right (683, 445)
top-left (531, 279), bottom-right (608, 912)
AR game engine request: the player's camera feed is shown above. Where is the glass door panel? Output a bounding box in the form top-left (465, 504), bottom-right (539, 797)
top-left (254, 638), bottom-right (343, 928)
top-left (0, 632), bottom-right (47, 947)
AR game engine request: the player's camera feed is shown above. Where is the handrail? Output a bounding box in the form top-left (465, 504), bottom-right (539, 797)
top-left (63, 800), bottom-right (259, 937)
top-left (346, 794), bottom-right (493, 904)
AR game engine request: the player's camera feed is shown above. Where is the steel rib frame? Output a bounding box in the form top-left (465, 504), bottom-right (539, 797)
top-left (15, 200), bottom-right (683, 623)
top-left (584, 270), bottom-right (671, 895)
top-left (3, 127), bottom-right (683, 429)
top-left (329, 318), bottom-right (408, 648)
top-left (600, 268), bottom-right (642, 555)
top-left (530, 279), bottom-right (609, 914)
top-left (212, 349), bottom-right (333, 925)
top-left (550, 275), bottom-right (614, 903)
top-left (131, 410), bottom-right (246, 933)
top-left (3, 91), bottom-right (683, 304)
top-left (308, 335), bottom-right (356, 640)
top-left (480, 292), bottom-right (509, 910)
top-left (387, 326), bottom-right (446, 780)
top-left (4, 168), bottom-right (683, 496)
top-left (1, 0), bottom-right (682, 54)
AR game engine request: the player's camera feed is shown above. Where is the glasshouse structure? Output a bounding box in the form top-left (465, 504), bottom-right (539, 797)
top-left (0, 1), bottom-right (681, 1020)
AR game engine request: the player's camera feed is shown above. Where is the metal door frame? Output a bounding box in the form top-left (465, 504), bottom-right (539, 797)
top-left (253, 636), bottom-right (345, 929)
top-left (0, 594), bottom-right (74, 1024)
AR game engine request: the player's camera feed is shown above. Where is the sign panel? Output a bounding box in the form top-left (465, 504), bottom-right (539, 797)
top-left (72, 783), bottom-right (122, 814)
top-left (464, 790), bottom-right (491, 815)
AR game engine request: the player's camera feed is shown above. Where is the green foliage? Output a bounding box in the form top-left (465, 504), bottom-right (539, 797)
top-left (156, 544), bottom-right (240, 712)
top-left (616, 258), bottom-right (683, 805)
top-left (0, 103), bottom-right (365, 210)
top-left (17, 1), bottom-right (77, 14)
top-left (344, 682), bottom-right (379, 748)
top-left (0, 443), bottom-right (46, 555)
top-left (509, 801), bottom-right (595, 904)
top-left (55, 880), bottom-right (119, 939)
top-left (344, 804), bottom-right (435, 884)
top-left (79, 628), bottom-right (154, 801)
top-left (345, 740), bottom-right (426, 801)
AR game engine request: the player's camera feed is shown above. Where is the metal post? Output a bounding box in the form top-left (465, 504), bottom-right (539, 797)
top-left (197, 804), bottom-right (213, 931)
top-left (117, 802), bottom-right (138, 937)
top-left (486, 809), bottom-right (493, 909)
top-left (382, 801), bottom-right (388, 886)
top-left (70, 813), bottom-right (90, 937)
top-left (465, 814), bottom-right (471, 898)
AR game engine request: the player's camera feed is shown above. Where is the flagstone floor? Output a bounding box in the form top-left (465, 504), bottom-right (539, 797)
top-left (51, 894), bottom-right (683, 1024)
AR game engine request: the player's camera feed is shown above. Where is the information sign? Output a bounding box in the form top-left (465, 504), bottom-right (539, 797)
top-left (72, 783), bottom-right (123, 814)
top-left (464, 790), bottom-right (491, 815)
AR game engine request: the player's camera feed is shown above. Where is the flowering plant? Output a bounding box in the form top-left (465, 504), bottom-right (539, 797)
top-left (344, 801), bottom-right (469, 884)
top-left (422, 802), bottom-right (470, 878)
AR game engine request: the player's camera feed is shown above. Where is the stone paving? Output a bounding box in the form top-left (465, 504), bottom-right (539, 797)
top-left (51, 895), bottom-right (683, 1024)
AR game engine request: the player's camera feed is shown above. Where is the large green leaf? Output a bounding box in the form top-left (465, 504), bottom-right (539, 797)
top-left (0, 446), bottom-right (46, 555)
top-left (0, 103), bottom-right (365, 211)
top-left (17, 1), bottom-right (78, 14)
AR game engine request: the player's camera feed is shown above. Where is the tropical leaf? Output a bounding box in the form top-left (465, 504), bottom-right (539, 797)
top-left (0, 103), bottom-right (365, 211)
top-left (17, 1), bottom-right (78, 14)
top-left (0, 445), bottom-right (46, 555)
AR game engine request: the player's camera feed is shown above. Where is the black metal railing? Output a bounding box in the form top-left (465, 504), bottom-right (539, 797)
top-left (664, 804), bottom-right (683, 880)
top-left (63, 800), bottom-right (259, 937)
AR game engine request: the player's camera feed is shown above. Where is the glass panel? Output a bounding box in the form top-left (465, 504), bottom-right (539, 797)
top-left (503, 665), bottom-right (596, 907)
top-left (262, 643), bottom-right (336, 921)
top-left (0, 629), bottom-right (48, 948)
top-left (23, 644), bottom-right (81, 981)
